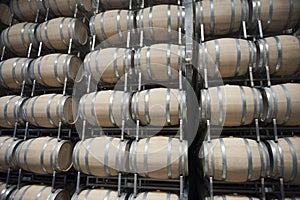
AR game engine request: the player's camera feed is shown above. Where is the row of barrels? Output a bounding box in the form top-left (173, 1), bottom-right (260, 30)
top-left (84, 35), bottom-right (300, 84)
top-left (2, 1), bottom-right (300, 56)
top-left (0, 54), bottom-right (81, 89)
top-left (1, 34), bottom-right (298, 90)
top-left (0, 83), bottom-right (299, 129)
top-left (0, 136), bottom-right (188, 180)
top-left (0, 183), bottom-right (299, 200)
top-left (200, 83), bottom-right (300, 127)
top-left (201, 137), bottom-right (300, 184)
top-left (1, 135), bottom-right (299, 183)
top-left (0, 184), bottom-right (183, 200)
top-left (0, 17), bottom-right (88, 56)
top-left (5, 0), bottom-right (300, 38)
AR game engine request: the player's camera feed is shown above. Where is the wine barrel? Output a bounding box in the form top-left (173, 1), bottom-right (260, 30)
top-left (36, 17), bottom-right (88, 50)
top-left (134, 44), bottom-right (185, 81)
top-left (72, 136), bottom-right (129, 177)
top-left (255, 35), bottom-right (300, 75)
top-left (248, 0), bottom-right (300, 33)
top-left (129, 192), bottom-right (179, 200)
top-left (194, 0), bottom-right (249, 36)
top-left (22, 94), bottom-right (74, 128)
top-left (131, 88), bottom-right (184, 126)
top-left (0, 136), bottom-right (21, 172)
top-left (0, 3), bottom-right (14, 26)
top-left (0, 58), bottom-right (32, 89)
top-left (261, 83), bottom-right (300, 126)
top-left (205, 195), bottom-right (260, 200)
top-left (84, 48), bottom-right (132, 84)
top-left (266, 137), bottom-right (300, 184)
top-left (90, 10), bottom-right (134, 44)
top-left (9, 0), bottom-right (46, 22)
top-left (72, 189), bottom-right (126, 200)
top-left (44, 0), bottom-right (92, 17)
top-left (129, 137), bottom-right (188, 179)
top-left (9, 185), bottom-right (69, 200)
top-left (79, 90), bottom-right (131, 127)
top-left (15, 137), bottom-right (73, 174)
top-left (198, 38), bottom-right (257, 78)
top-left (200, 85), bottom-right (263, 126)
top-left (201, 138), bottom-right (270, 182)
top-left (0, 96), bottom-right (27, 128)
top-left (0, 22), bottom-right (38, 56)
top-left (0, 185), bottom-right (16, 200)
top-left (137, 5), bottom-right (184, 42)
top-left (30, 53), bottom-right (81, 87)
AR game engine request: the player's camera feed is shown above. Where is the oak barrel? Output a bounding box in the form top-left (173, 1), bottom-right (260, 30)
top-left (248, 0), bottom-right (300, 33)
top-left (129, 192), bottom-right (179, 200)
top-left (15, 137), bottom-right (73, 174)
top-left (0, 136), bottom-right (21, 172)
top-left (194, 0), bottom-right (249, 36)
top-left (205, 196), bottom-right (260, 200)
top-left (200, 85), bottom-right (263, 126)
top-left (256, 35), bottom-right (300, 75)
top-left (267, 137), bottom-right (300, 184)
top-left (44, 0), bottom-right (92, 17)
top-left (1, 22), bottom-right (38, 56)
top-left (36, 17), bottom-right (88, 50)
top-left (131, 88), bottom-right (184, 126)
top-left (0, 96), bottom-right (27, 128)
top-left (0, 185), bottom-right (16, 200)
top-left (137, 5), bottom-right (184, 42)
top-left (72, 136), bottom-right (129, 177)
top-left (72, 189), bottom-right (126, 200)
top-left (30, 53), bottom-right (81, 87)
top-left (261, 83), bottom-right (300, 126)
top-left (134, 44), bottom-right (185, 81)
top-left (201, 138), bottom-right (270, 182)
top-left (79, 90), bottom-right (131, 127)
top-left (9, 0), bottom-right (46, 22)
top-left (9, 185), bottom-right (69, 200)
top-left (90, 10), bottom-right (135, 44)
top-left (84, 48), bottom-right (132, 84)
top-left (198, 38), bottom-right (256, 78)
top-left (0, 58), bottom-right (32, 89)
top-left (0, 3), bottom-right (13, 26)
top-left (22, 94), bottom-right (74, 128)
top-left (129, 136), bottom-right (188, 179)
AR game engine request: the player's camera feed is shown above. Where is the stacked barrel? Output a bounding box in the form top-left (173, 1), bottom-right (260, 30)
top-left (196, 0), bottom-right (300, 199)
top-left (72, 0), bottom-right (189, 199)
top-left (0, 0), bottom-right (92, 199)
